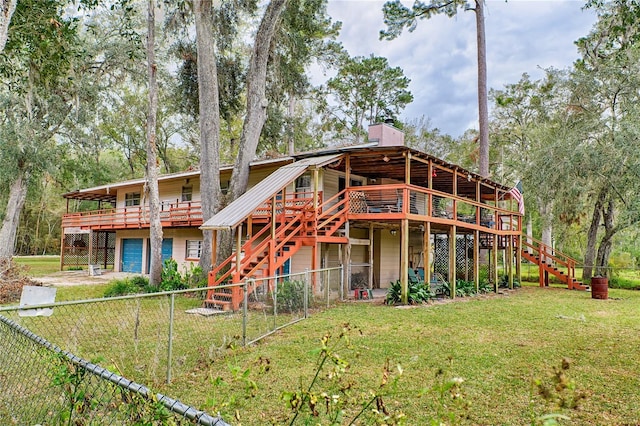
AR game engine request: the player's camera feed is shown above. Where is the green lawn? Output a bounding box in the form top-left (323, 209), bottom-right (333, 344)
top-left (155, 285), bottom-right (640, 425)
top-left (13, 255), bottom-right (60, 277)
top-left (6, 257), bottom-right (640, 424)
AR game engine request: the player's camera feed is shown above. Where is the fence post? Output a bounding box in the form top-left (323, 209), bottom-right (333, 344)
top-left (242, 280), bottom-right (249, 347)
top-left (340, 264), bottom-right (345, 301)
top-left (273, 277), bottom-right (278, 330)
top-left (167, 293), bottom-right (175, 384)
top-left (304, 269), bottom-right (309, 318)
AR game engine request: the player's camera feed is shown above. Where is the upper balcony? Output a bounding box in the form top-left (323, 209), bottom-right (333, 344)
top-left (62, 201), bottom-right (203, 231)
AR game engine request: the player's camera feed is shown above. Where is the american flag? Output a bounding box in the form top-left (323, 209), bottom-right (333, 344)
top-left (508, 181), bottom-right (525, 215)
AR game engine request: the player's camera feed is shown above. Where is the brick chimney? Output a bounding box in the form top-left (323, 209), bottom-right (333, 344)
top-left (367, 122), bottom-right (405, 147)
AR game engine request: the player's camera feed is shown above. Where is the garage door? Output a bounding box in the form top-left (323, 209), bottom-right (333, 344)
top-left (122, 238), bottom-right (143, 273)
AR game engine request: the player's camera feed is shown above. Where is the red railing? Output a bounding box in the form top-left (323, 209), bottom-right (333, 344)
top-left (345, 184), bottom-right (521, 233)
top-left (62, 201), bottom-right (203, 230)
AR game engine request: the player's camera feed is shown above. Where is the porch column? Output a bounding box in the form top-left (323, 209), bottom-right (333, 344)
top-left (508, 234), bottom-right (514, 289)
top-left (343, 221), bottom-right (350, 297)
top-left (313, 168), bottom-right (319, 209)
top-left (423, 221), bottom-right (430, 283)
top-left (516, 234), bottom-right (522, 285)
top-left (492, 238), bottom-right (499, 292)
top-left (474, 229), bottom-right (480, 292)
top-left (400, 219), bottom-right (410, 304)
top-left (59, 231), bottom-right (65, 271)
top-left (211, 229), bottom-right (218, 269)
top-left (449, 225), bottom-right (456, 299)
top-left (369, 223), bottom-right (374, 289)
top-left (234, 224), bottom-right (242, 282)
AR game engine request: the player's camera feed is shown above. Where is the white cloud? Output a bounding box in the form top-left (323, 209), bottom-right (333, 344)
top-left (325, 0), bottom-right (597, 136)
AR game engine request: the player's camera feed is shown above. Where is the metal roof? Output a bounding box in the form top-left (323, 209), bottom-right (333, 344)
top-left (62, 157), bottom-right (295, 202)
top-left (200, 154), bottom-right (341, 230)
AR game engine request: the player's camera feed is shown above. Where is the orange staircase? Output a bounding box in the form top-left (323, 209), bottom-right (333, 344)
top-left (521, 237), bottom-right (589, 291)
top-left (205, 191), bottom-right (349, 311)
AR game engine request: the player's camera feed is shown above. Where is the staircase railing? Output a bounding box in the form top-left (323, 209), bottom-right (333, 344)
top-left (316, 190), bottom-right (348, 236)
top-left (207, 195), bottom-right (317, 311)
top-left (522, 236), bottom-right (581, 287)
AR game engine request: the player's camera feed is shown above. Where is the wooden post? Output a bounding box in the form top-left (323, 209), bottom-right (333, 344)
top-left (59, 231), bottom-right (65, 271)
top-left (211, 229), bottom-right (218, 269)
top-left (343, 221), bottom-right (350, 296)
top-left (235, 224), bottom-right (242, 282)
top-left (405, 152), bottom-right (411, 184)
top-left (401, 219), bottom-right (410, 304)
top-left (474, 229), bottom-right (480, 292)
top-left (369, 223), bottom-right (374, 289)
top-left (423, 222), bottom-right (430, 283)
top-left (449, 225), bottom-right (456, 298)
top-left (508, 233), bottom-right (514, 289)
top-left (492, 239), bottom-right (499, 292)
top-left (516, 234), bottom-right (522, 285)
top-left (88, 230), bottom-right (94, 267)
top-left (313, 168), bottom-right (320, 209)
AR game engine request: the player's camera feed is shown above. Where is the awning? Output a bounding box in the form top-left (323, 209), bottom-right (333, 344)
top-left (200, 154), bottom-right (341, 230)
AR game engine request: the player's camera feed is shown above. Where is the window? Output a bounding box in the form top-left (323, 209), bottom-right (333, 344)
top-left (295, 174), bottom-right (311, 190)
top-left (181, 185), bottom-right (193, 202)
top-left (220, 180), bottom-right (230, 195)
top-left (186, 240), bottom-right (202, 259)
top-left (125, 192), bottom-right (141, 207)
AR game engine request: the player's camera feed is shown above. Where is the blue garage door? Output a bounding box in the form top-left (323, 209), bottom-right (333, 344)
top-left (146, 238), bottom-right (174, 273)
top-left (122, 238), bottom-right (143, 273)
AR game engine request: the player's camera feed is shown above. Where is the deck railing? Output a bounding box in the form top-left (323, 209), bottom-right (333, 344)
top-left (62, 201), bottom-right (203, 230)
top-left (346, 184), bottom-right (521, 233)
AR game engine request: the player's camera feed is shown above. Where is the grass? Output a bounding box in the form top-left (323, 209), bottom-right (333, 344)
top-left (13, 255), bottom-right (60, 277)
top-left (7, 258), bottom-right (640, 423)
top-left (153, 285), bottom-right (640, 424)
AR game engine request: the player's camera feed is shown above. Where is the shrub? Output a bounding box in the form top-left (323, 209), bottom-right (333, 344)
top-left (385, 279), bottom-right (432, 304)
top-left (273, 279), bottom-right (307, 313)
top-left (499, 275), bottom-right (520, 288)
top-left (183, 264), bottom-right (207, 288)
top-left (159, 259), bottom-right (187, 292)
top-left (103, 276), bottom-right (148, 297)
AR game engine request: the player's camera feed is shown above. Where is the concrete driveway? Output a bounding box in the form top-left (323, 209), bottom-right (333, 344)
top-left (35, 270), bottom-right (139, 287)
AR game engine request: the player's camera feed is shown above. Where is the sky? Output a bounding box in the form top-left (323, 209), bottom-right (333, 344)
top-left (321, 0), bottom-right (599, 137)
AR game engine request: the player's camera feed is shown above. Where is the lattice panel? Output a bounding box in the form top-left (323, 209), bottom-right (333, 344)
top-left (455, 234), bottom-right (474, 281)
top-left (63, 232), bottom-right (115, 270)
top-left (433, 235), bottom-right (449, 278)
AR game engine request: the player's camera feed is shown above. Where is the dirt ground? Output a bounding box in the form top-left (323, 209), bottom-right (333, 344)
top-left (35, 270), bottom-right (136, 287)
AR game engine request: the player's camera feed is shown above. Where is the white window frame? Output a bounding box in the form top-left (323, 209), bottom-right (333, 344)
top-left (181, 185), bottom-right (193, 202)
top-left (186, 240), bottom-right (202, 259)
top-left (125, 192), bottom-right (141, 207)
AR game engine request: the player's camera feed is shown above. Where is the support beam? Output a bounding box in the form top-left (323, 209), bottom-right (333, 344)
top-left (369, 223), bottom-right (374, 289)
top-left (400, 219), bottom-right (410, 304)
top-left (449, 225), bottom-right (456, 299)
top-left (508, 234), bottom-right (514, 289)
top-left (516, 234), bottom-right (522, 285)
top-left (474, 229), bottom-right (480, 292)
top-left (423, 221), bottom-right (430, 283)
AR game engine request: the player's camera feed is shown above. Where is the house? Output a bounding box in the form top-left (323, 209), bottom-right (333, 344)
top-left (61, 123), bottom-right (582, 307)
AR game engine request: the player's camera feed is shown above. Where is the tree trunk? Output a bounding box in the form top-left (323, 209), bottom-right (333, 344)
top-left (583, 188), bottom-right (606, 281)
top-left (217, 0), bottom-right (288, 266)
top-left (595, 198), bottom-right (615, 277)
top-left (194, 0), bottom-right (222, 273)
top-left (146, 0), bottom-right (163, 286)
top-left (229, 0), bottom-right (288, 200)
top-left (475, 0), bottom-right (489, 178)
top-left (0, 168), bottom-right (29, 259)
top-left (287, 95), bottom-right (295, 156)
top-left (0, 0), bottom-right (17, 53)
top-left (539, 200), bottom-right (553, 264)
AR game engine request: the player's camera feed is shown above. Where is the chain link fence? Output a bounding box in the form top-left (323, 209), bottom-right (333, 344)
top-left (0, 266), bottom-right (343, 422)
top-left (0, 313), bottom-right (227, 425)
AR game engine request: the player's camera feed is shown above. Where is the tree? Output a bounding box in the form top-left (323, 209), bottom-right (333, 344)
top-left (0, 0), bottom-right (86, 259)
top-left (570, 0), bottom-right (640, 279)
top-left (193, 0), bottom-right (223, 272)
top-left (321, 54), bottom-right (413, 144)
top-left (0, 0), bottom-right (16, 52)
top-left (381, 0), bottom-right (490, 177)
top-left (146, 0), bottom-right (162, 286)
